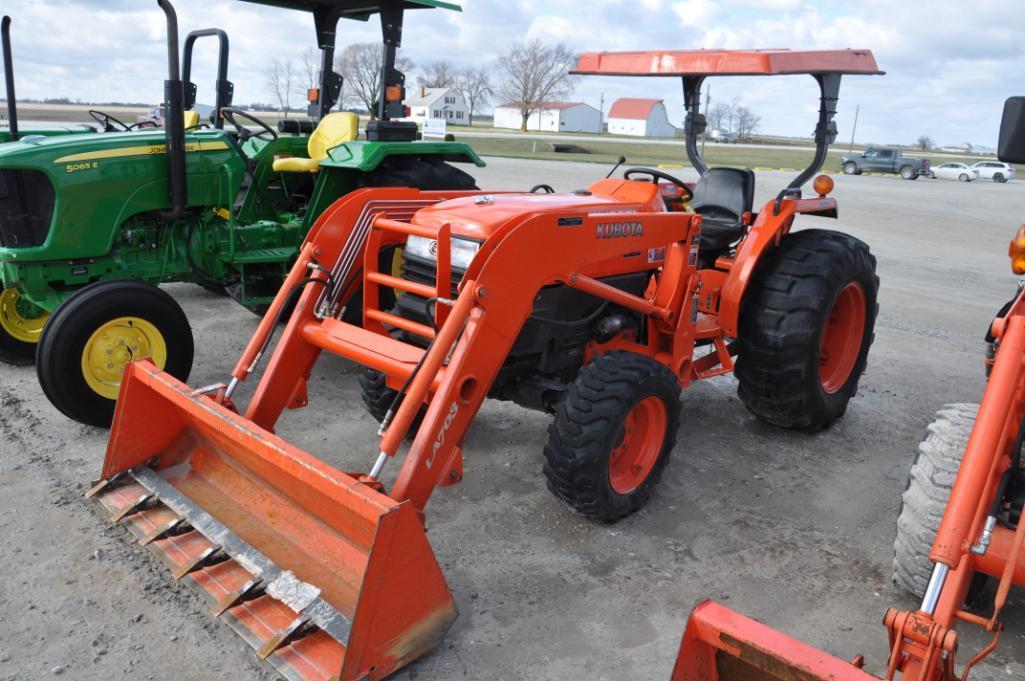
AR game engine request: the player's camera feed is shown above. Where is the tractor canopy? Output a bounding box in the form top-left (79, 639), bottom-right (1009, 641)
top-left (574, 49), bottom-right (884, 193)
top-left (238, 0), bottom-right (461, 17)
top-left (573, 48), bottom-right (883, 77)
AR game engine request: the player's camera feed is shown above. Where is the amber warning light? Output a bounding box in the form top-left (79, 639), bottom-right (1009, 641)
top-left (1009, 225), bottom-right (1025, 274)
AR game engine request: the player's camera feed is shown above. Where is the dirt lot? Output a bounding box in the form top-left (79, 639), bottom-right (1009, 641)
top-left (1, 158), bottom-right (1024, 680)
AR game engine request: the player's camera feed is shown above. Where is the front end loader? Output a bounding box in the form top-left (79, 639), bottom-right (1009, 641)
top-left (0, 0), bottom-right (482, 427)
top-left (89, 49), bottom-right (883, 678)
top-left (668, 96), bottom-right (1025, 681)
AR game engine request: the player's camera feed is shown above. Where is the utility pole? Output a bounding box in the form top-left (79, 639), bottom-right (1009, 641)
top-left (849, 104), bottom-right (860, 153)
top-left (599, 92), bottom-right (605, 135)
top-left (700, 84), bottom-right (710, 156)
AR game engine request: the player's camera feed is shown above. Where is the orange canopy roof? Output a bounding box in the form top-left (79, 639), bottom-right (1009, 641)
top-left (573, 49), bottom-right (883, 77)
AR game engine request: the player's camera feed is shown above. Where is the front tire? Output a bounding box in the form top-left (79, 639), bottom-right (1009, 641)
top-left (736, 229), bottom-right (879, 431)
top-left (36, 280), bottom-right (194, 427)
top-left (0, 288), bottom-right (49, 366)
top-left (843, 162), bottom-right (859, 175)
top-left (893, 404), bottom-right (989, 601)
top-left (543, 352), bottom-right (681, 522)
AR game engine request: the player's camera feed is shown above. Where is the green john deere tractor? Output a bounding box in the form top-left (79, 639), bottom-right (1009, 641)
top-left (0, 15), bottom-right (105, 142)
top-left (0, 0), bottom-right (481, 427)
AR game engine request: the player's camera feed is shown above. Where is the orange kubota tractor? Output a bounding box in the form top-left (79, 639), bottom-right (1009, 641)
top-left (88, 49), bottom-right (882, 679)
top-left (669, 97), bottom-right (1025, 681)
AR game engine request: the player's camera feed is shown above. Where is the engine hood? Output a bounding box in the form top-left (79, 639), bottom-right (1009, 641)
top-left (411, 178), bottom-right (664, 241)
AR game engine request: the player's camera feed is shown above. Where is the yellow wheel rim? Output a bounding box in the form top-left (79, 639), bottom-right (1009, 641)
top-left (81, 316), bottom-right (167, 400)
top-left (0, 288), bottom-right (50, 344)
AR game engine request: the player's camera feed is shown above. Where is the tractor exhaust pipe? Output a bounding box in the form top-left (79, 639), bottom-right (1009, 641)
top-left (156, 0), bottom-right (187, 220)
top-left (2, 16), bottom-right (19, 142)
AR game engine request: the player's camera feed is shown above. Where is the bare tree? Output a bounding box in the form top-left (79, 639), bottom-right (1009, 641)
top-left (454, 65), bottom-right (492, 127)
top-left (420, 60), bottom-right (457, 88)
top-left (707, 101), bottom-right (733, 131)
top-left (495, 40), bottom-right (578, 132)
top-left (916, 134), bottom-right (934, 151)
top-left (337, 43), bottom-right (414, 119)
top-left (267, 58), bottom-right (297, 117)
top-left (300, 48), bottom-right (320, 91)
top-left (735, 105), bottom-right (761, 141)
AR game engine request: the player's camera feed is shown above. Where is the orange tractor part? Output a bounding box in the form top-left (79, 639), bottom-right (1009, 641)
top-left (90, 49), bottom-right (883, 680)
top-left (669, 96), bottom-right (1025, 681)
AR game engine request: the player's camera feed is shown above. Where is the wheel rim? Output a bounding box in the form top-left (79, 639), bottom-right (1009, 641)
top-left (609, 396), bottom-right (668, 494)
top-left (819, 283), bottom-right (867, 394)
top-left (81, 316), bottom-right (167, 399)
top-left (0, 288), bottom-right (49, 344)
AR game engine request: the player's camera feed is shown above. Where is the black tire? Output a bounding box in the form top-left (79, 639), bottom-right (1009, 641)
top-left (959, 173), bottom-right (970, 182)
top-left (36, 280), bottom-right (194, 428)
top-left (842, 162), bottom-right (859, 175)
top-left (543, 352), bottom-right (681, 522)
top-left (893, 404), bottom-right (989, 603)
top-left (358, 368), bottom-right (424, 436)
top-left (362, 157), bottom-right (478, 190)
top-left (994, 173), bottom-right (1006, 183)
top-left (899, 165), bottom-right (917, 180)
top-left (736, 229), bottom-right (879, 431)
top-left (0, 288), bottom-right (45, 366)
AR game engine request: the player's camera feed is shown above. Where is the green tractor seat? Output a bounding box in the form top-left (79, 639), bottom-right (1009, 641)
top-left (272, 112), bottom-right (359, 173)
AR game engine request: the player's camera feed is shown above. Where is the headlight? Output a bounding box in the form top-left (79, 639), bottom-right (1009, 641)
top-left (405, 235), bottom-right (481, 270)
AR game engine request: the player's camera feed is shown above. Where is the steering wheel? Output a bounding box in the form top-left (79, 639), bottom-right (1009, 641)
top-left (89, 110), bottom-right (133, 132)
top-left (624, 167), bottom-right (693, 202)
top-left (220, 107), bottom-right (278, 142)
top-left (530, 184), bottom-right (555, 194)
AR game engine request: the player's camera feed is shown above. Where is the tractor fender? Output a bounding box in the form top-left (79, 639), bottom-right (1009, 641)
top-left (318, 141), bottom-right (485, 173)
top-left (717, 196), bottom-right (835, 337)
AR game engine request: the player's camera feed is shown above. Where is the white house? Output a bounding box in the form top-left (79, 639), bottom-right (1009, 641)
top-left (606, 98), bottom-right (677, 138)
top-left (492, 102), bottom-right (602, 133)
top-left (401, 87), bottom-right (469, 125)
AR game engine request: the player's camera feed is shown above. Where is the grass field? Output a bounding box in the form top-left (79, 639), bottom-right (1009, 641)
top-left (456, 135), bottom-right (986, 171)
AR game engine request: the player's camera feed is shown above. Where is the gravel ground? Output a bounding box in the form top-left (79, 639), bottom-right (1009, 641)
top-left (1, 158), bottom-right (1024, 680)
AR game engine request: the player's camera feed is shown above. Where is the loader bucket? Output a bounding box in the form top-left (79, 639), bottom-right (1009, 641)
top-left (671, 601), bottom-right (879, 681)
top-left (89, 360), bottom-right (456, 681)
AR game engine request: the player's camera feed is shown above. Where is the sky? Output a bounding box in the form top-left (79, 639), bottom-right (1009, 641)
top-left (2, 0), bottom-right (1024, 148)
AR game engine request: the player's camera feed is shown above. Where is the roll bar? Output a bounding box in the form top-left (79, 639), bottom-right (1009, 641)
top-left (574, 49), bottom-right (883, 194)
top-left (182, 28), bottom-right (234, 128)
top-left (1, 17), bottom-right (18, 141)
top-left (156, 0), bottom-right (187, 221)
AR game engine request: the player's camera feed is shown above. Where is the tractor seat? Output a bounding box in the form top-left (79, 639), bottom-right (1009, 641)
top-left (183, 110), bottom-right (201, 129)
top-left (272, 112), bottom-right (360, 173)
top-left (691, 167), bottom-right (755, 252)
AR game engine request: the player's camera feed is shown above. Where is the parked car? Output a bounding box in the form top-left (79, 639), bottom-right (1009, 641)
top-left (840, 147), bottom-right (930, 179)
top-left (972, 160), bottom-right (1016, 182)
top-left (708, 128), bottom-right (738, 143)
top-left (930, 162), bottom-right (980, 182)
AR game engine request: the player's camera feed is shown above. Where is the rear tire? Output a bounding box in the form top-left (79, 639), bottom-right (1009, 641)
top-left (736, 229), bottom-right (879, 431)
top-left (893, 404), bottom-right (989, 603)
top-left (36, 280), bottom-right (193, 428)
top-left (362, 158), bottom-right (478, 191)
top-left (900, 165), bottom-right (917, 180)
top-left (959, 173), bottom-right (970, 182)
top-left (543, 352), bottom-right (681, 522)
top-left (0, 288), bottom-right (48, 366)
top-left (994, 173), bottom-right (1006, 183)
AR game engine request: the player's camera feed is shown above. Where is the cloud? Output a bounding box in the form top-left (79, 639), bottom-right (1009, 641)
top-left (1, 0), bottom-right (1022, 147)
